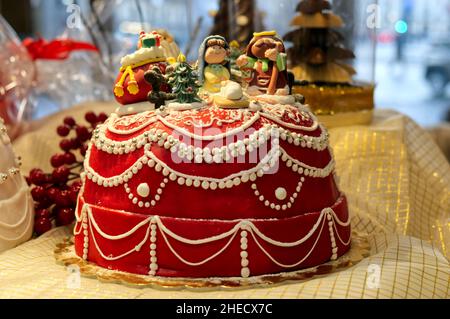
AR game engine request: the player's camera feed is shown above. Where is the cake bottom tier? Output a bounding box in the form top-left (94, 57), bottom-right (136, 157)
top-left (74, 195), bottom-right (351, 278)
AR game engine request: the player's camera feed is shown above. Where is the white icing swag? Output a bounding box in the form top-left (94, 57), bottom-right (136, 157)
top-left (75, 202), bottom-right (350, 278)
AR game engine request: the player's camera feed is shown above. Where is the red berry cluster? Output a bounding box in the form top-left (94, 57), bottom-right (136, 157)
top-left (27, 111), bottom-right (108, 236)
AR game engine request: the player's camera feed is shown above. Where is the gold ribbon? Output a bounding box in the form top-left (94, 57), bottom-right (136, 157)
top-left (114, 57), bottom-right (167, 98)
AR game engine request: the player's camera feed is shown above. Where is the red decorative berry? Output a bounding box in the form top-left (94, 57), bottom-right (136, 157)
top-left (50, 154), bottom-right (66, 168)
top-left (52, 166), bottom-right (70, 183)
top-left (34, 217), bottom-right (52, 235)
top-left (80, 144), bottom-right (88, 156)
top-left (29, 168), bottom-right (47, 185)
top-left (57, 125), bottom-right (71, 137)
top-left (47, 187), bottom-right (59, 201)
top-left (75, 125), bottom-right (91, 142)
top-left (63, 152), bottom-right (77, 165)
top-left (69, 181), bottom-right (82, 203)
top-left (59, 139), bottom-right (74, 152)
top-left (84, 112), bottom-right (98, 124)
top-left (29, 110), bottom-right (101, 236)
top-left (55, 207), bottom-right (75, 226)
top-left (54, 189), bottom-right (72, 207)
top-left (31, 186), bottom-right (47, 201)
top-left (35, 198), bottom-right (53, 210)
top-left (35, 208), bottom-right (51, 219)
top-left (63, 116), bottom-right (76, 127)
top-left (70, 137), bottom-right (81, 150)
top-left (97, 112), bottom-right (108, 123)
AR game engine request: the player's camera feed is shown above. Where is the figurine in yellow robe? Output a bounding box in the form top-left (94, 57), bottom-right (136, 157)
top-left (198, 35), bottom-right (231, 93)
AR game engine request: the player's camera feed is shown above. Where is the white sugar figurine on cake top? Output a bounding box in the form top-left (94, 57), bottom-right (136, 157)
top-left (0, 117), bottom-right (34, 253)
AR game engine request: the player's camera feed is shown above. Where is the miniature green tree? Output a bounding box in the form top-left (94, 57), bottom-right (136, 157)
top-left (167, 54), bottom-right (202, 104)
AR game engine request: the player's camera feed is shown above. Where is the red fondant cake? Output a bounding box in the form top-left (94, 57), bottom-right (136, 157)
top-left (74, 30), bottom-right (350, 279)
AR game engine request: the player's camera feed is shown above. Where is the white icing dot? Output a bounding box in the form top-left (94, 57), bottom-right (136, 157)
top-left (185, 178), bottom-right (193, 187)
top-left (241, 267), bottom-right (250, 278)
top-left (177, 177), bottom-right (185, 185)
top-left (201, 181), bottom-right (210, 190)
top-left (150, 263), bottom-right (158, 271)
top-left (169, 173), bottom-right (177, 181)
top-left (241, 259), bottom-right (249, 267)
top-left (275, 187), bottom-right (287, 201)
top-left (137, 183), bottom-right (150, 198)
top-left (210, 182), bottom-right (217, 190)
top-left (240, 251), bottom-right (248, 258)
top-left (193, 179), bottom-right (201, 188)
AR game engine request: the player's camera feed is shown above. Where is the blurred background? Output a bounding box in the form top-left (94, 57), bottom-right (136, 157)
top-left (1, 0), bottom-right (450, 128)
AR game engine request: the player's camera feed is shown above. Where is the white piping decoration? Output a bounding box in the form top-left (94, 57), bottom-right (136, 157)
top-left (84, 144), bottom-right (334, 190)
top-left (92, 119), bottom-right (329, 158)
top-left (148, 218), bottom-right (158, 275)
top-left (74, 201), bottom-right (350, 277)
top-left (0, 167), bottom-right (20, 185)
top-left (107, 112), bottom-right (157, 135)
top-left (251, 177), bottom-right (304, 211)
top-left (240, 228), bottom-right (250, 278)
top-left (125, 179), bottom-right (167, 208)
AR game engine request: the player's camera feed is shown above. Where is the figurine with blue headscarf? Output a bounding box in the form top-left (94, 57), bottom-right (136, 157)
top-left (198, 35), bottom-right (231, 93)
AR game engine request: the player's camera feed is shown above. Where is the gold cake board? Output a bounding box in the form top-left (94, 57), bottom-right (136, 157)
top-left (54, 232), bottom-right (370, 290)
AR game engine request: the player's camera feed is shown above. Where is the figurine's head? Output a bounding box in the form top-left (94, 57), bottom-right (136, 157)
top-left (246, 31), bottom-right (285, 59)
top-left (198, 35), bottom-right (230, 84)
top-left (204, 37), bottom-right (229, 64)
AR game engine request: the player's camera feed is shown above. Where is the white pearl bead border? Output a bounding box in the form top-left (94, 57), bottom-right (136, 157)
top-left (328, 213), bottom-right (338, 260)
top-left (251, 177), bottom-right (305, 211)
top-left (240, 229), bottom-right (250, 278)
top-left (85, 142), bottom-right (334, 192)
top-left (148, 219), bottom-right (158, 276)
top-left (0, 167), bottom-right (20, 185)
top-left (92, 119), bottom-right (329, 160)
top-left (81, 209), bottom-right (89, 260)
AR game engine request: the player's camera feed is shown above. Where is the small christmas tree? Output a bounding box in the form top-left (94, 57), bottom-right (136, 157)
top-left (283, 0), bottom-right (355, 84)
top-left (167, 54), bottom-right (202, 104)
